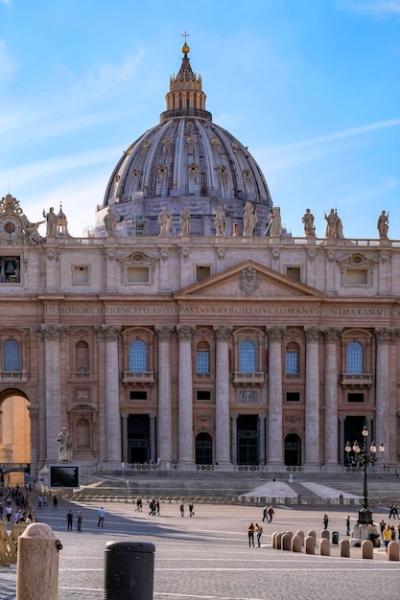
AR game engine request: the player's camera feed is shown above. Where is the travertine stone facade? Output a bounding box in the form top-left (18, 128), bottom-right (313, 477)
top-left (0, 45), bottom-right (399, 475)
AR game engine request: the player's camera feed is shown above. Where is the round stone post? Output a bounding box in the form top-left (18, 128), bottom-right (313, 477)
top-left (282, 532), bottom-right (293, 551)
top-left (16, 523), bottom-right (61, 600)
top-left (319, 538), bottom-right (330, 556)
top-left (295, 530), bottom-right (304, 546)
top-left (305, 536), bottom-right (315, 554)
top-left (291, 535), bottom-right (302, 553)
top-left (388, 541), bottom-right (400, 561)
top-left (340, 539), bottom-right (350, 558)
top-left (361, 539), bottom-right (374, 559)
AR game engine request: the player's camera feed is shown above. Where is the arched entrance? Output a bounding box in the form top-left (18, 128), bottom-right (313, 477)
top-left (195, 432), bottom-right (212, 465)
top-left (237, 415), bottom-right (258, 465)
top-left (284, 433), bottom-right (302, 466)
top-left (0, 389), bottom-right (31, 486)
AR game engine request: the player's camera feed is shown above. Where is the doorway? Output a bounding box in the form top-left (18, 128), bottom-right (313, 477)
top-left (237, 415), bottom-right (258, 465)
top-left (127, 414), bottom-right (150, 463)
top-left (284, 433), bottom-right (302, 466)
top-left (195, 432), bottom-right (212, 465)
top-left (0, 389), bottom-right (31, 486)
top-left (344, 416), bottom-right (367, 465)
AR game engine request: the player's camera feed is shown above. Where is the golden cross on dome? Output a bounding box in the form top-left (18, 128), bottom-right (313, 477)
top-left (181, 31), bottom-right (190, 43)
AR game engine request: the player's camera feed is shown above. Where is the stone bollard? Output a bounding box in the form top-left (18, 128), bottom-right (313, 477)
top-left (271, 532), bottom-right (278, 549)
top-left (340, 539), bottom-right (350, 558)
top-left (16, 522), bottom-right (62, 600)
top-left (361, 539), bottom-right (373, 560)
top-left (307, 530), bottom-right (317, 545)
top-left (305, 536), bottom-right (315, 554)
top-left (276, 532), bottom-right (284, 550)
top-left (282, 532), bottom-right (293, 551)
top-left (104, 541), bottom-right (155, 600)
top-left (388, 541), bottom-right (400, 562)
top-left (319, 538), bottom-right (330, 556)
top-left (291, 534), bottom-right (302, 553)
top-left (320, 529), bottom-right (330, 541)
top-left (295, 530), bottom-right (304, 546)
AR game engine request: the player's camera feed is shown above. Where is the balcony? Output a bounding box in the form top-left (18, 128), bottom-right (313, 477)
top-left (0, 371), bottom-right (27, 383)
top-left (233, 371), bottom-right (265, 386)
top-left (340, 373), bottom-right (373, 388)
top-left (123, 371), bottom-right (155, 384)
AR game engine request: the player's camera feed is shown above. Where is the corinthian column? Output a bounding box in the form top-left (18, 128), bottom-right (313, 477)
top-left (305, 328), bottom-right (321, 466)
top-left (177, 325), bottom-right (194, 465)
top-left (102, 325), bottom-right (121, 462)
top-left (156, 326), bottom-right (174, 465)
top-left (267, 327), bottom-right (284, 466)
top-left (324, 328), bottom-right (341, 465)
top-left (41, 324), bottom-right (67, 462)
top-left (214, 326), bottom-right (232, 466)
top-left (375, 328), bottom-right (391, 458)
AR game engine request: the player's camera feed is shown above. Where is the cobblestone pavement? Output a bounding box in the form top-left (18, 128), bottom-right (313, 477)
top-left (1, 501), bottom-right (399, 600)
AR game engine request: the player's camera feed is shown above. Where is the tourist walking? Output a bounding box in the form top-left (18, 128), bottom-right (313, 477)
top-left (256, 523), bottom-right (263, 547)
top-left (388, 504), bottom-right (399, 519)
top-left (5, 505), bottom-right (12, 523)
top-left (383, 524), bottom-right (392, 551)
top-left (97, 507), bottom-right (106, 527)
top-left (156, 500), bottom-right (160, 516)
top-left (323, 514), bottom-right (329, 529)
top-left (262, 506), bottom-right (268, 522)
top-left (248, 522), bottom-right (255, 547)
top-left (66, 509), bottom-right (73, 532)
top-left (188, 503), bottom-right (194, 517)
top-left (77, 511), bottom-right (82, 532)
top-left (346, 515), bottom-right (351, 536)
top-left (380, 519), bottom-right (386, 535)
top-left (180, 503), bottom-right (185, 517)
top-left (267, 506), bottom-right (275, 523)
top-left (53, 495), bottom-right (58, 510)
top-left (136, 497), bottom-right (143, 512)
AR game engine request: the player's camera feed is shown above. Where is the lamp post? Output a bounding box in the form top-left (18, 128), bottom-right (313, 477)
top-left (345, 424), bottom-right (384, 525)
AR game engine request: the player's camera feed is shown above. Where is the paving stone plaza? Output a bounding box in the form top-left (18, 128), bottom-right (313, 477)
top-left (1, 500), bottom-right (400, 600)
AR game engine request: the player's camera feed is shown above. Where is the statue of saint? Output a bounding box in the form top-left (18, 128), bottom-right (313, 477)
top-left (103, 208), bottom-right (117, 236)
top-left (377, 210), bottom-right (389, 239)
top-left (158, 206), bottom-right (172, 237)
top-left (213, 205), bottom-right (226, 237)
top-left (180, 206), bottom-right (191, 236)
top-left (57, 427), bottom-right (72, 462)
top-left (302, 208), bottom-right (316, 237)
top-left (335, 209), bottom-right (344, 239)
top-left (266, 207), bottom-right (282, 236)
top-left (324, 208), bottom-right (344, 239)
top-left (42, 207), bottom-right (58, 237)
top-left (243, 202), bottom-right (257, 237)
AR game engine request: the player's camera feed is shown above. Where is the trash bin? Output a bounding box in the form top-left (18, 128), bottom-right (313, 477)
top-left (332, 531), bottom-right (339, 545)
top-left (104, 541), bottom-right (155, 600)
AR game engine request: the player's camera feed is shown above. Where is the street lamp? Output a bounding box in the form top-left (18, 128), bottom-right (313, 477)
top-left (345, 424), bottom-right (384, 525)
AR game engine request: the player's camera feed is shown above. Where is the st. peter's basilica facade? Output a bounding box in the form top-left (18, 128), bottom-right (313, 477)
top-left (0, 43), bottom-right (398, 475)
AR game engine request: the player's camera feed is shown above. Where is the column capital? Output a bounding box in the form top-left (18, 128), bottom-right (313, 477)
top-left (266, 326), bottom-right (285, 341)
top-left (214, 325), bottom-right (233, 341)
top-left (375, 327), bottom-right (392, 343)
top-left (304, 327), bottom-right (321, 342)
top-left (39, 324), bottom-right (69, 340)
top-left (176, 325), bottom-right (195, 340)
top-left (98, 324), bottom-right (121, 340)
top-left (155, 325), bottom-right (175, 341)
top-left (323, 327), bottom-right (342, 343)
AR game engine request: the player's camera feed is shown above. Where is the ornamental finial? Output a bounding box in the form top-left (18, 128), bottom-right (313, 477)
top-left (181, 31), bottom-right (190, 54)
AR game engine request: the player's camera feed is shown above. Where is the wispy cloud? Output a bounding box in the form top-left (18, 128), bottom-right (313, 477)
top-left (253, 118), bottom-right (400, 173)
top-left (338, 0), bottom-right (400, 17)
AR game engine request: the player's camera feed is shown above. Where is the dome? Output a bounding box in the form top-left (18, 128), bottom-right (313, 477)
top-left (98, 44), bottom-right (273, 237)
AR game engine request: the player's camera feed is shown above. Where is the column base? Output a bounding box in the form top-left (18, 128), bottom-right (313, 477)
top-left (303, 462), bottom-right (321, 473)
top-left (215, 461), bottom-right (234, 471)
top-left (177, 461), bottom-right (196, 471)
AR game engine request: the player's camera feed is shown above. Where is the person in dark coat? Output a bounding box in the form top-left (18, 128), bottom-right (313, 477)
top-left (66, 509), bottom-right (73, 532)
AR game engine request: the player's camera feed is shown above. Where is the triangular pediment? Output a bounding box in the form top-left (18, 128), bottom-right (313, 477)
top-left (176, 260), bottom-right (322, 299)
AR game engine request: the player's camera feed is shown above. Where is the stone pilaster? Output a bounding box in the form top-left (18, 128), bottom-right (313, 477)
top-left (338, 415), bottom-right (345, 465)
top-left (214, 326), bottom-right (233, 466)
top-left (375, 328), bottom-right (391, 457)
top-left (101, 325), bottom-right (121, 462)
top-left (177, 325), bottom-right (195, 465)
top-left (156, 326), bottom-right (175, 465)
top-left (258, 414), bottom-right (266, 465)
top-left (40, 324), bottom-right (68, 462)
top-left (121, 415), bottom-right (128, 462)
top-left (266, 326), bottom-right (284, 466)
top-left (304, 327), bottom-right (321, 466)
top-left (231, 415), bottom-right (238, 465)
top-left (324, 328), bottom-right (341, 465)
top-left (150, 414), bottom-right (157, 463)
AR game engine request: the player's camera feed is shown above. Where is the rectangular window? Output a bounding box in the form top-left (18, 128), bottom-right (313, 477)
top-left (196, 351), bottom-right (210, 375)
top-left (0, 256), bottom-right (20, 283)
top-left (286, 392), bottom-right (301, 402)
top-left (348, 393), bottom-right (364, 403)
top-left (127, 266), bottom-right (149, 283)
top-left (196, 266), bottom-right (211, 282)
top-left (196, 390), bottom-right (211, 401)
top-left (285, 351), bottom-right (299, 375)
top-left (346, 269), bottom-right (368, 285)
top-left (286, 267), bottom-right (301, 283)
top-left (130, 390), bottom-right (147, 401)
top-left (73, 266), bottom-right (89, 284)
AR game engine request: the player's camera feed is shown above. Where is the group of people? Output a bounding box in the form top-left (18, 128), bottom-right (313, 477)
top-left (148, 499), bottom-right (160, 516)
top-left (66, 508), bottom-right (83, 532)
top-left (388, 504), bottom-right (399, 519)
top-left (0, 485), bottom-right (33, 526)
top-left (248, 523), bottom-right (263, 547)
top-left (180, 503), bottom-right (195, 517)
top-left (262, 505), bottom-right (275, 523)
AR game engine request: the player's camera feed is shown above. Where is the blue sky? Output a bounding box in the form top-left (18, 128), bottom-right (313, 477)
top-left (0, 0), bottom-right (399, 237)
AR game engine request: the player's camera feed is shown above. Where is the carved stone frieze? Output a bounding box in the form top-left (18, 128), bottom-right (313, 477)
top-left (214, 325), bottom-right (233, 341)
top-left (155, 325), bottom-right (175, 341)
top-left (176, 325), bottom-right (195, 340)
top-left (239, 266), bottom-right (258, 296)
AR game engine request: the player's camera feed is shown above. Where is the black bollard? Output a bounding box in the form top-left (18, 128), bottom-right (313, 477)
top-left (104, 541), bottom-right (155, 600)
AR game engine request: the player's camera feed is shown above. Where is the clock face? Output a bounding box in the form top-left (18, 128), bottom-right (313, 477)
top-left (0, 216), bottom-right (22, 239)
